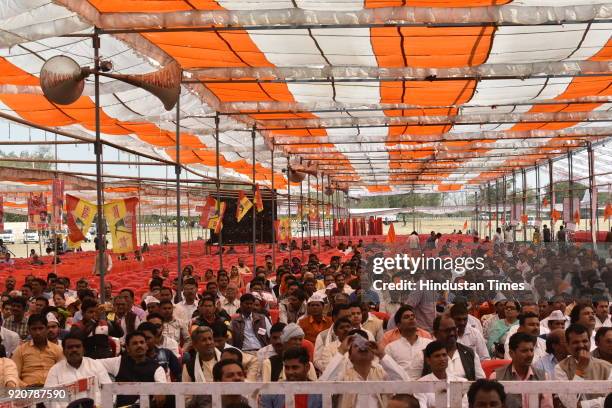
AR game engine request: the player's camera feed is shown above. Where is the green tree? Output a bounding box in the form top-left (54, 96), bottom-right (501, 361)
top-left (0, 146), bottom-right (54, 170)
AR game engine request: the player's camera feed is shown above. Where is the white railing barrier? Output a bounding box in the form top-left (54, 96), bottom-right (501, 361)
top-left (101, 381), bottom-right (448, 408)
top-left (101, 380), bottom-right (612, 408)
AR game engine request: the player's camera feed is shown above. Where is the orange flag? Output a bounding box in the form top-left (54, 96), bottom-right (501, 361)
top-left (254, 185), bottom-right (264, 213)
top-left (236, 191), bottom-right (253, 222)
top-left (463, 220), bottom-right (468, 230)
top-left (604, 203), bottom-right (612, 221)
top-left (573, 209), bottom-right (580, 225)
top-left (542, 197), bottom-right (549, 207)
top-left (386, 223), bottom-right (396, 243)
top-left (551, 209), bottom-right (561, 223)
top-left (520, 214), bottom-right (528, 225)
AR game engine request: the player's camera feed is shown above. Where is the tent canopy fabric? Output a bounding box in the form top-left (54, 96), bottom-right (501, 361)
top-left (0, 1), bottom-right (610, 196)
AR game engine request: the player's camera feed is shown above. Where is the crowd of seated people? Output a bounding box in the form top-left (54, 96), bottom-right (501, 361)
top-left (0, 232), bottom-right (609, 407)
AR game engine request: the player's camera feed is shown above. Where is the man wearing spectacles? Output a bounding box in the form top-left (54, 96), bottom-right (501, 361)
top-left (424, 314), bottom-right (485, 381)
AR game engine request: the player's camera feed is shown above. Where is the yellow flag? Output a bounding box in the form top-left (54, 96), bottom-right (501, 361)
top-left (236, 191), bottom-right (253, 222)
top-left (104, 197), bottom-right (138, 254)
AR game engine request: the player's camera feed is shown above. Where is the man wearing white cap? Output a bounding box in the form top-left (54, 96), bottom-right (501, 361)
top-left (262, 323), bottom-right (317, 382)
top-left (144, 296), bottom-right (161, 316)
top-left (298, 293), bottom-right (331, 344)
top-left (46, 313), bottom-right (62, 346)
top-left (543, 310), bottom-right (569, 336)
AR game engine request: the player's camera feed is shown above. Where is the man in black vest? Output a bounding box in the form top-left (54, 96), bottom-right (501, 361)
top-left (491, 332), bottom-right (553, 408)
top-left (424, 314), bottom-right (484, 380)
top-left (98, 331), bottom-right (167, 407)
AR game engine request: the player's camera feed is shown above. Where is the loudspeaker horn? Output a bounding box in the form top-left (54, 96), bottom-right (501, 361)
top-left (40, 55), bottom-right (181, 111)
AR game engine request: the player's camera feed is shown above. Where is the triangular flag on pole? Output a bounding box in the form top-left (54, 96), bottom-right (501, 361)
top-left (573, 208), bottom-right (580, 225)
top-left (604, 203), bottom-right (612, 221)
top-left (463, 220), bottom-right (468, 230)
top-left (542, 197), bottom-right (549, 207)
top-left (236, 191), bottom-right (253, 222)
top-left (254, 185), bottom-right (264, 213)
top-left (520, 214), bottom-right (528, 225)
top-left (386, 222), bottom-right (396, 243)
top-left (551, 209), bottom-right (561, 223)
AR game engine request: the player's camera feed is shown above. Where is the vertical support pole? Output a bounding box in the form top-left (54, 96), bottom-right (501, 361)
top-left (288, 157), bottom-right (292, 260)
top-left (251, 126), bottom-right (257, 271)
top-left (488, 182), bottom-right (492, 239)
top-left (568, 150), bottom-right (574, 231)
top-left (137, 157), bottom-right (143, 247)
top-left (300, 175), bottom-right (304, 260)
top-left (495, 178), bottom-right (499, 231)
top-left (175, 95), bottom-right (183, 302)
top-left (271, 145), bottom-right (276, 269)
top-left (535, 165), bottom-right (541, 225)
top-left (307, 173), bottom-right (312, 247)
top-left (474, 191), bottom-right (478, 235)
top-left (93, 29), bottom-right (106, 303)
top-left (522, 168), bottom-right (527, 242)
top-left (512, 170), bottom-right (517, 241)
top-left (587, 142), bottom-right (596, 245)
top-left (502, 175), bottom-right (507, 229)
top-left (316, 175), bottom-right (321, 252)
top-left (53, 133), bottom-right (58, 275)
top-left (329, 177), bottom-right (334, 244)
top-left (347, 194), bottom-right (351, 241)
top-left (215, 113), bottom-right (223, 269)
top-left (549, 159), bottom-right (555, 239)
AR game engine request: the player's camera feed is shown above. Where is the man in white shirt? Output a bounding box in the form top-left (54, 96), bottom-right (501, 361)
top-left (431, 315), bottom-right (485, 381)
top-left (45, 332), bottom-right (112, 408)
top-left (0, 325), bottom-right (19, 357)
top-left (593, 296), bottom-right (611, 331)
top-left (218, 283), bottom-right (240, 316)
top-left (450, 304), bottom-right (489, 361)
top-left (415, 341), bottom-right (468, 408)
top-left (320, 330), bottom-right (408, 408)
top-left (384, 305), bottom-right (432, 380)
top-left (504, 312), bottom-right (547, 361)
top-left (159, 300), bottom-right (189, 346)
top-left (236, 257), bottom-right (250, 275)
top-left (98, 331), bottom-right (167, 407)
top-left (173, 279), bottom-right (198, 322)
top-left (146, 313), bottom-right (180, 358)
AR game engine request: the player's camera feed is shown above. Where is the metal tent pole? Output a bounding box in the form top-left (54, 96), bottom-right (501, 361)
top-left (93, 29), bottom-right (106, 303)
top-left (549, 159), bottom-right (555, 239)
top-left (512, 170), bottom-right (517, 241)
top-left (495, 179), bottom-right (499, 231)
top-left (488, 182), bottom-right (492, 238)
top-left (288, 156), bottom-right (292, 260)
top-left (535, 165), bottom-right (541, 226)
top-left (587, 142), bottom-right (596, 245)
top-left (300, 176), bottom-right (304, 260)
top-left (316, 174), bottom-right (321, 252)
top-left (307, 173), bottom-right (312, 247)
top-left (522, 168), bottom-right (527, 242)
top-left (175, 96), bottom-right (183, 302)
top-left (568, 151), bottom-right (574, 230)
top-left (215, 113), bottom-right (223, 269)
top-left (502, 175), bottom-right (507, 230)
top-left (251, 126), bottom-right (257, 271)
top-left (270, 145), bottom-right (276, 269)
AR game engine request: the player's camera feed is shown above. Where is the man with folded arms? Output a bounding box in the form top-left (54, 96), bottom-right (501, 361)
top-left (44, 331), bottom-right (111, 408)
top-left (555, 324), bottom-right (611, 408)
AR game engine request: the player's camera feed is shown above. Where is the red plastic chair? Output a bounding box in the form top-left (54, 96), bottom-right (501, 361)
top-left (482, 359), bottom-right (511, 379)
top-left (301, 339), bottom-right (314, 361)
top-left (269, 309), bottom-right (279, 324)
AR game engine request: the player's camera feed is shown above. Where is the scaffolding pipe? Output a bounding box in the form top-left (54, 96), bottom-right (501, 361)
top-left (175, 95), bottom-right (183, 302)
top-left (251, 126), bottom-right (257, 272)
top-left (215, 114), bottom-right (223, 269)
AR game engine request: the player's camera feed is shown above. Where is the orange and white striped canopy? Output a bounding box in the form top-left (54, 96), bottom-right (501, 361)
top-left (0, 1), bottom-right (610, 195)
